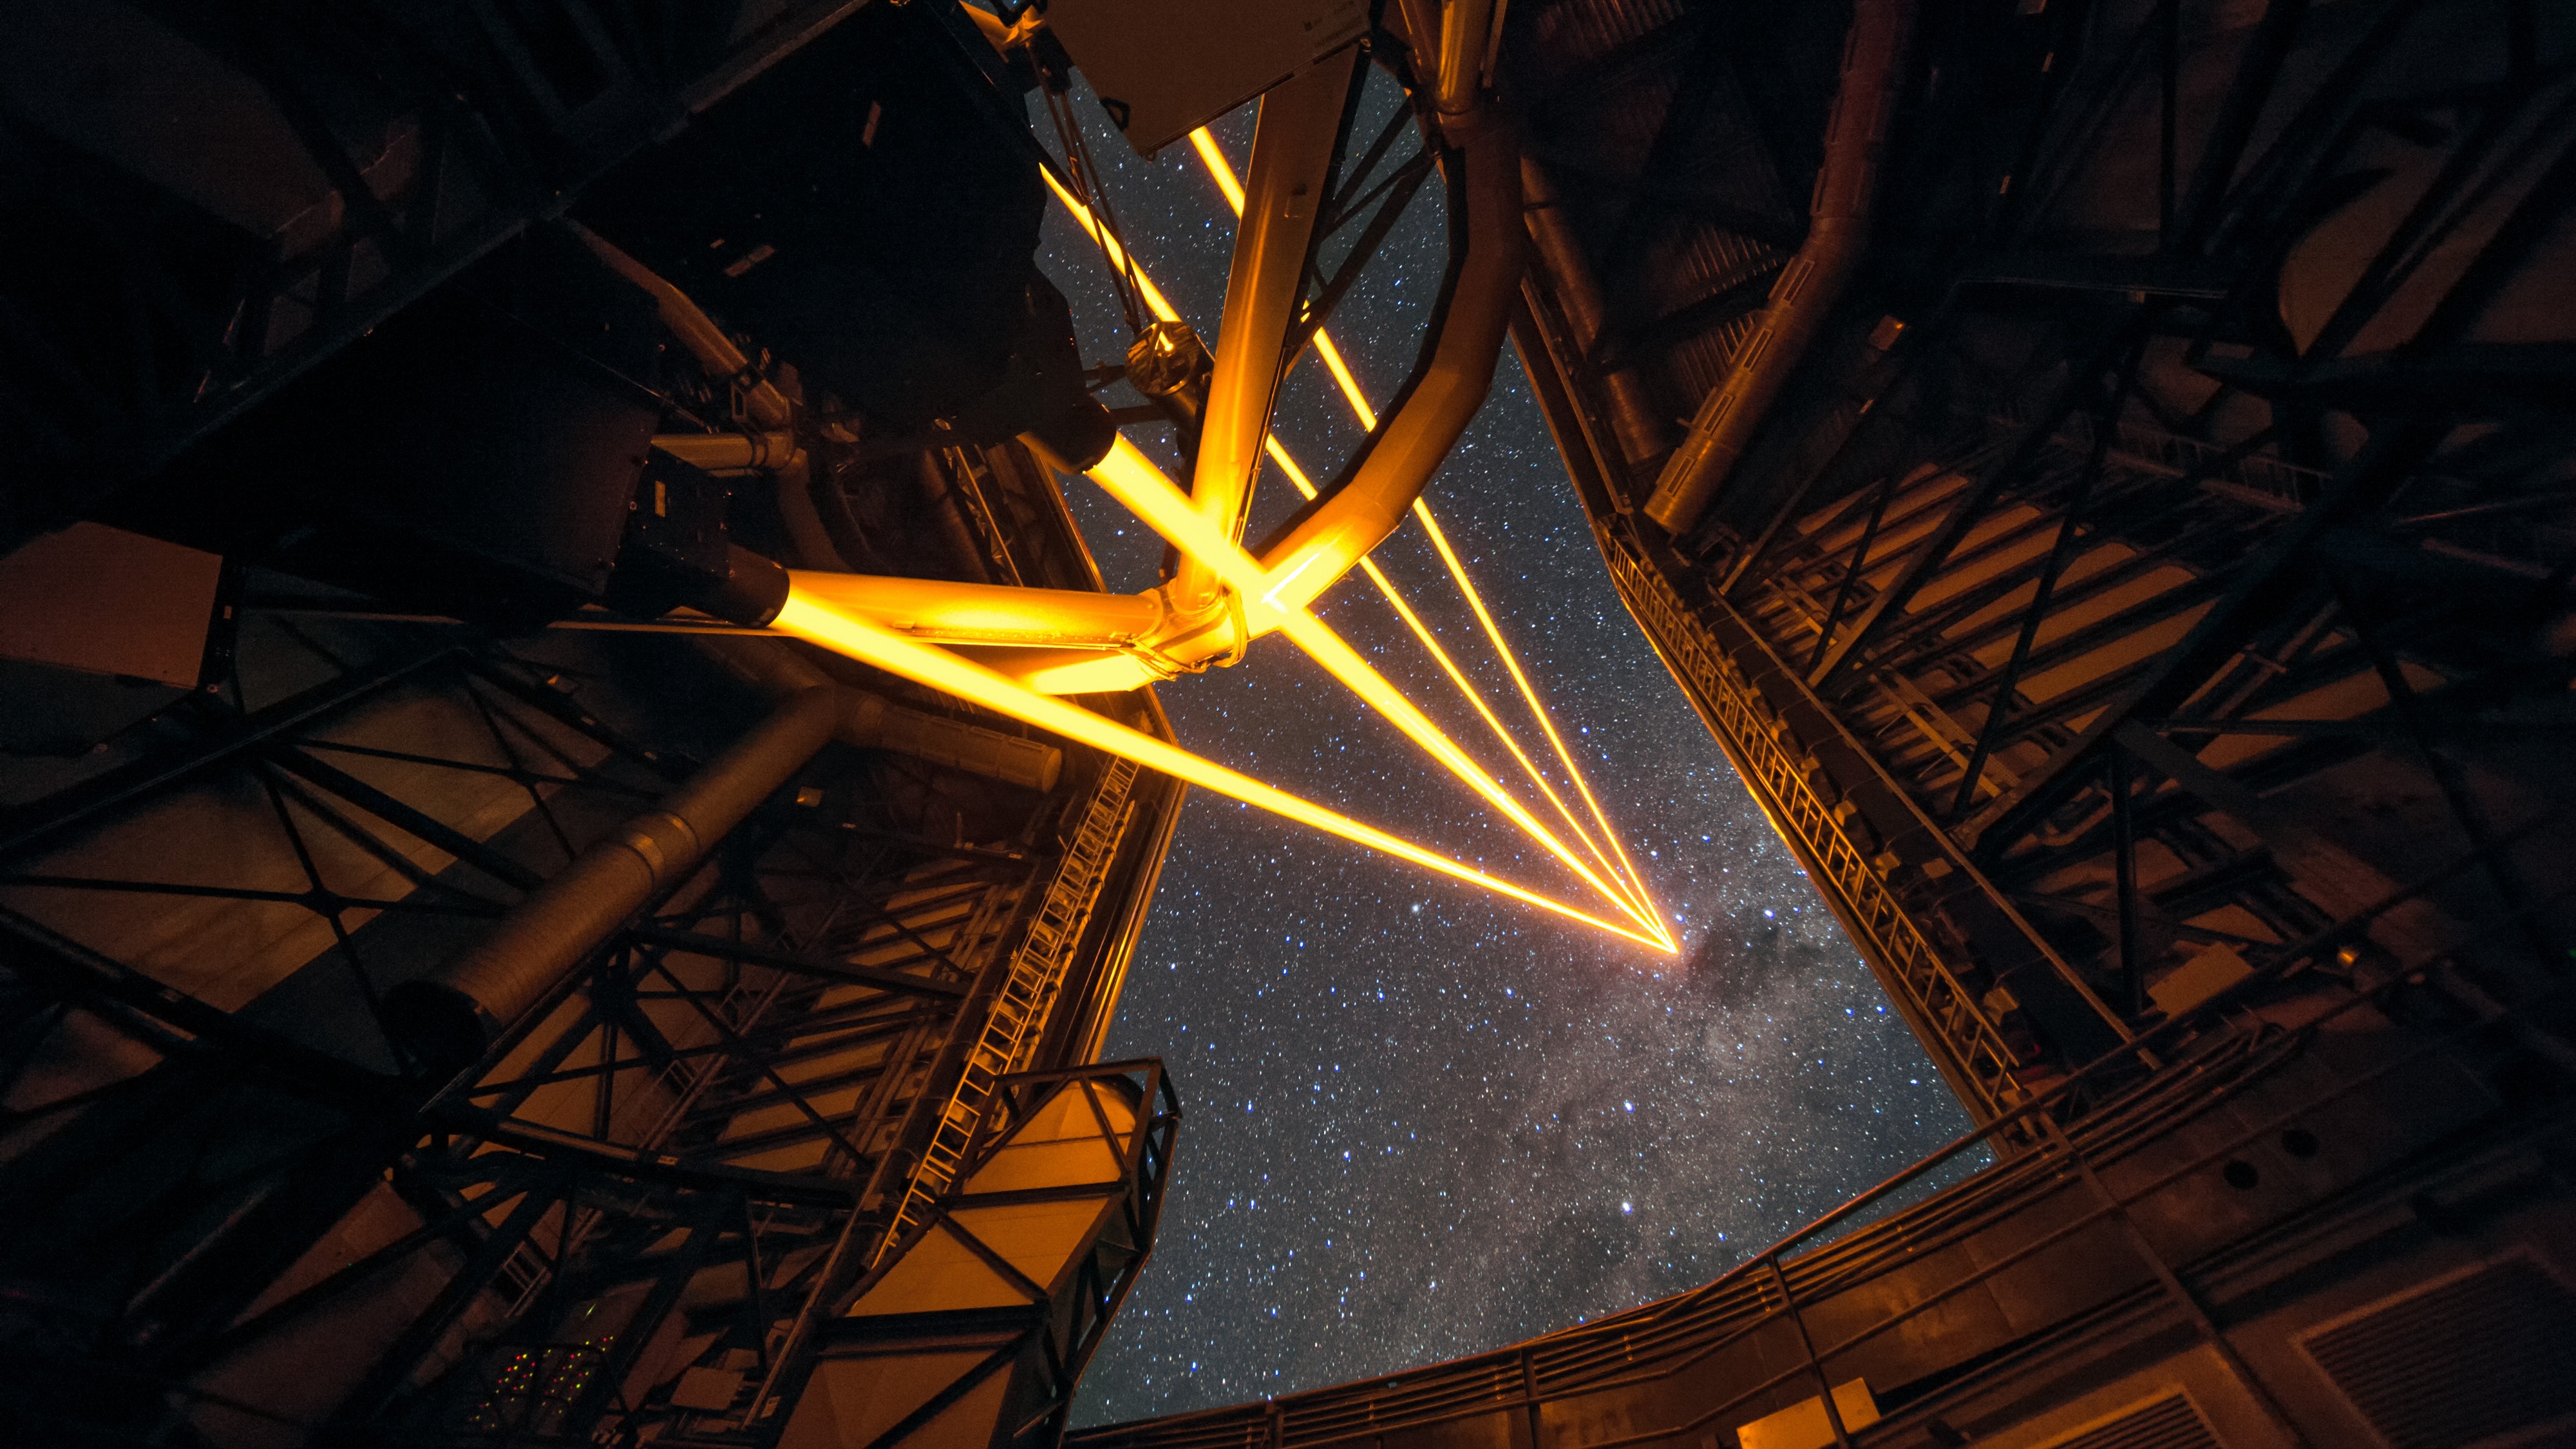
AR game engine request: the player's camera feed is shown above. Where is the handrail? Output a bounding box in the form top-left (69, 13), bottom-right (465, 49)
top-left (1598, 534), bottom-right (2030, 1126)
top-left (876, 757), bottom-right (1142, 1260)
top-left (1070, 871), bottom-right (2570, 1449)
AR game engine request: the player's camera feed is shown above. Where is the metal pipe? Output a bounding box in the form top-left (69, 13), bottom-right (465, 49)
top-left (1169, 64), bottom-right (1352, 617)
top-left (961, 645), bottom-right (1168, 696)
top-left (567, 221), bottom-right (794, 432)
top-left (1086, 0), bottom-right (1520, 649)
top-left (1519, 156), bottom-right (1672, 471)
top-left (844, 690), bottom-right (1062, 792)
top-left (1434, 0), bottom-right (1497, 129)
top-left (1011, 109), bottom-right (1525, 678)
top-left (1394, 0), bottom-right (1446, 82)
top-left (708, 635), bottom-right (1066, 791)
top-left (787, 569), bottom-right (1164, 649)
top-left (1642, 0), bottom-right (1917, 535)
top-left (388, 687), bottom-right (839, 1068)
top-left (652, 431), bottom-right (801, 472)
top-left (1246, 125), bottom-right (1522, 617)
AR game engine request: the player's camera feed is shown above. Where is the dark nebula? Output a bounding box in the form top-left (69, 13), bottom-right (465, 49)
top-left (1024, 75), bottom-right (1971, 1423)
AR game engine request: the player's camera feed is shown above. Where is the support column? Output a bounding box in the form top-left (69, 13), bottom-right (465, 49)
top-left (389, 687), bottom-right (840, 1068)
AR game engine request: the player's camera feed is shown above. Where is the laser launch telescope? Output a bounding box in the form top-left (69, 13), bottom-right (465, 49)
top-left (5, 0), bottom-right (2576, 1445)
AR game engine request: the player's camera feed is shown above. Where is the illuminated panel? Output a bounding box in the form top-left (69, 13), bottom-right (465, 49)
top-left (773, 587), bottom-right (1673, 951)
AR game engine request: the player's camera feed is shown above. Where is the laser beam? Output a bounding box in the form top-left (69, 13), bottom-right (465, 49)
top-left (1192, 127), bottom-right (1665, 936)
top-left (773, 587), bottom-right (1673, 951)
top-left (1084, 439), bottom-right (1662, 938)
top-left (1047, 143), bottom-right (1669, 945)
top-left (1261, 440), bottom-right (1660, 931)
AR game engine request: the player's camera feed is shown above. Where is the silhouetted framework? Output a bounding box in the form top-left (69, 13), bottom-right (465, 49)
top-left (1068, 963), bottom-right (2576, 1449)
top-left (1065, 3), bottom-right (2576, 1446)
top-left (2, 0), bottom-right (1200, 1436)
top-left (0, 438), bottom-right (1183, 1444)
top-left (1508, 0), bottom-right (2575, 1131)
top-left (0, 0), bottom-right (1025, 552)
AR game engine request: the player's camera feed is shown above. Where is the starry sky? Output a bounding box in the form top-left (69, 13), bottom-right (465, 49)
top-left (1023, 69), bottom-right (1973, 1426)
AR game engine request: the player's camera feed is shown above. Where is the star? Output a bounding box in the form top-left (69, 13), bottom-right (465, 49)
top-left (1027, 73), bottom-right (1970, 1422)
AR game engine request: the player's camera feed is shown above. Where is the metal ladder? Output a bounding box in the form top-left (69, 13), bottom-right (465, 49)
top-left (874, 757), bottom-right (1142, 1262)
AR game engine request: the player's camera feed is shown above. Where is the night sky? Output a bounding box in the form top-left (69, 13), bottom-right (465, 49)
top-left (1023, 71), bottom-right (1972, 1425)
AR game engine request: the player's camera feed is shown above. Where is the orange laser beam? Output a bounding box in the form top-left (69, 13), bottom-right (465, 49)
top-left (1312, 334), bottom-right (1377, 430)
top-left (1086, 439), bottom-right (1660, 937)
top-left (1050, 142), bottom-right (1668, 943)
top-left (1043, 169), bottom-right (1184, 325)
top-left (1264, 437), bottom-right (1657, 929)
top-left (1413, 504), bottom-right (1663, 931)
top-left (774, 587), bottom-right (1672, 951)
top-left (1193, 129), bottom-right (1664, 935)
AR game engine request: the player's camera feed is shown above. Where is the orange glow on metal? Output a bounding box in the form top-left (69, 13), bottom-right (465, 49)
top-left (1046, 140), bottom-right (1671, 947)
top-left (1191, 128), bottom-right (1663, 934)
top-left (1084, 439), bottom-right (1665, 942)
top-left (773, 587), bottom-right (1672, 951)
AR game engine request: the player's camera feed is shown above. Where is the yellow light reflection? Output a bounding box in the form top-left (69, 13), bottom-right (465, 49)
top-left (774, 587), bottom-right (1673, 951)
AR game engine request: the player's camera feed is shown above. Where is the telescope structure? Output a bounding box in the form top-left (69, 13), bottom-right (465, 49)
top-left (2, 0), bottom-right (2573, 1446)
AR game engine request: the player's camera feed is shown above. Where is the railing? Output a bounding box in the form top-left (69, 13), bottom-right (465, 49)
top-left (1068, 945), bottom-right (2559, 1449)
top-left (877, 757), bottom-right (1142, 1260)
top-left (1600, 536), bottom-right (2027, 1128)
top-left (1993, 407), bottom-right (2329, 515)
top-left (1064, 1021), bottom-right (2271, 1449)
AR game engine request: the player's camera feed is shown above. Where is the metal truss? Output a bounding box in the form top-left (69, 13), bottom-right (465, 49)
top-left (0, 533), bottom-right (1181, 1442)
top-left (1601, 542), bottom-right (2045, 1130)
top-left (1068, 914), bottom-right (2576, 1449)
top-left (767, 1059), bottom-right (1180, 1449)
top-left (1511, 0), bottom-right (2576, 1122)
top-left (0, 0), bottom-right (1005, 551)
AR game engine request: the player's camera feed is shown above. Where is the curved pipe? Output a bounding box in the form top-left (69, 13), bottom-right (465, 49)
top-left (1641, 0), bottom-right (1915, 536)
top-left (986, 30), bottom-right (1523, 687)
top-left (1244, 124), bottom-right (1522, 620)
